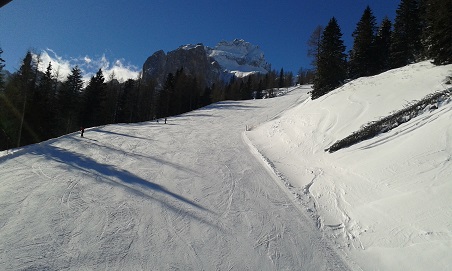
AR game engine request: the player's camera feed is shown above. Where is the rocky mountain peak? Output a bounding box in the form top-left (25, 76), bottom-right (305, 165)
top-left (142, 39), bottom-right (270, 88)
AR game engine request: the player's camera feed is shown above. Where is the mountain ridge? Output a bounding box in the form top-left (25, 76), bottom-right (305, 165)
top-left (142, 39), bottom-right (270, 88)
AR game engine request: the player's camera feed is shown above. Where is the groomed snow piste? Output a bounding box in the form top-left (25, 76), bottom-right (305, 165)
top-left (0, 61), bottom-right (451, 270)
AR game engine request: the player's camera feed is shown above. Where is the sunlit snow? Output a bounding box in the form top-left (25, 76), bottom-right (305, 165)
top-left (1, 61), bottom-right (451, 270)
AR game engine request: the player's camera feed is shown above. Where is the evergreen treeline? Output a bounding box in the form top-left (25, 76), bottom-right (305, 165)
top-left (0, 49), bottom-right (293, 151)
top-left (311, 0), bottom-right (452, 99)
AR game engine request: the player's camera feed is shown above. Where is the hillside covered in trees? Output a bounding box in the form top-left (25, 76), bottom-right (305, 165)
top-left (0, 49), bottom-right (293, 151)
top-left (311, 0), bottom-right (451, 99)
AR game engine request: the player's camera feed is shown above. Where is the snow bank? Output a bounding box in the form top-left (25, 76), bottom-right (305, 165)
top-left (247, 61), bottom-right (452, 270)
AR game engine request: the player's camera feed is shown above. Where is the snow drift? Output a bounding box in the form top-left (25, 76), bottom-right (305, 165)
top-left (247, 61), bottom-right (452, 271)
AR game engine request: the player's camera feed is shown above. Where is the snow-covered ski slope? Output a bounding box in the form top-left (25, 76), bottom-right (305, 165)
top-left (248, 61), bottom-right (452, 271)
top-left (1, 61), bottom-right (451, 270)
top-left (0, 87), bottom-right (349, 270)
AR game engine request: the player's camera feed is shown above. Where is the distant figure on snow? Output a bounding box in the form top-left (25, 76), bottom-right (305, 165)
top-left (80, 127), bottom-right (84, 137)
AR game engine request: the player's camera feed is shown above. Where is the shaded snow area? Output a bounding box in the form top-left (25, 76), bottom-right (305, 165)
top-left (0, 89), bottom-right (348, 270)
top-left (247, 61), bottom-right (452, 271)
top-left (1, 61), bottom-right (451, 271)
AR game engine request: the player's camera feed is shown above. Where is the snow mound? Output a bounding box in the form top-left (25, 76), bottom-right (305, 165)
top-left (247, 61), bottom-right (452, 271)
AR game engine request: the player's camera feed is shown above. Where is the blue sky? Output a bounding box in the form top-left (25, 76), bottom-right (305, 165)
top-left (0, 0), bottom-right (398, 79)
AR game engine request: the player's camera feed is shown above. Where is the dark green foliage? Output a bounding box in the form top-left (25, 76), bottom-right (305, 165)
top-left (278, 68), bottom-right (285, 88)
top-left (374, 17), bottom-right (393, 73)
top-left (312, 17), bottom-right (347, 99)
top-left (0, 47), bottom-right (5, 91)
top-left (349, 6), bottom-right (378, 78)
top-left (424, 0), bottom-right (452, 65)
top-left (15, 51), bottom-right (39, 147)
top-left (58, 66), bottom-right (83, 133)
top-left (390, 0), bottom-right (423, 68)
top-left (81, 68), bottom-right (106, 128)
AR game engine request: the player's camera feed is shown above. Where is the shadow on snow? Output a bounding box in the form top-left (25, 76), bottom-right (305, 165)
top-left (21, 143), bottom-right (220, 230)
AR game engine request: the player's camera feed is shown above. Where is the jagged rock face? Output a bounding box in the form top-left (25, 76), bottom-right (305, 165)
top-left (142, 44), bottom-right (221, 88)
top-left (142, 39), bottom-right (270, 88)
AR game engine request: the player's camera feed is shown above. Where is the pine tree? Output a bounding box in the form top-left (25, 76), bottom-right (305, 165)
top-left (36, 62), bottom-right (57, 139)
top-left (424, 0), bottom-right (452, 65)
top-left (0, 48), bottom-right (5, 91)
top-left (81, 68), bottom-right (105, 127)
top-left (59, 66), bottom-right (83, 133)
top-left (312, 17), bottom-right (347, 99)
top-left (390, 0), bottom-right (423, 68)
top-left (374, 17), bottom-right (393, 73)
top-left (349, 6), bottom-right (377, 78)
top-left (159, 72), bottom-right (174, 118)
top-left (278, 68), bottom-right (284, 88)
top-left (16, 51), bottom-right (39, 146)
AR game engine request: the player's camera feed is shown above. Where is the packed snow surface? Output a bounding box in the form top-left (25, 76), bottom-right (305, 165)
top-left (1, 61), bottom-right (451, 270)
top-left (248, 61), bottom-right (452, 271)
top-left (0, 88), bottom-right (347, 270)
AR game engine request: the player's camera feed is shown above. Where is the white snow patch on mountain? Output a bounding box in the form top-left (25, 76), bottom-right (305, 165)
top-left (207, 39), bottom-right (271, 76)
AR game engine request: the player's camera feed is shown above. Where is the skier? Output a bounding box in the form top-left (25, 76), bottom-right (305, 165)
top-left (80, 127), bottom-right (84, 137)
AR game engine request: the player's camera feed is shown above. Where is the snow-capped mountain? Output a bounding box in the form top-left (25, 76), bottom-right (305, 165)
top-left (142, 39), bottom-right (270, 87)
top-left (206, 39), bottom-right (271, 77)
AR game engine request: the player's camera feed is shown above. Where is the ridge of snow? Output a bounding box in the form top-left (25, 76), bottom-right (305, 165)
top-left (180, 43), bottom-right (203, 50)
top-left (247, 61), bottom-right (452, 271)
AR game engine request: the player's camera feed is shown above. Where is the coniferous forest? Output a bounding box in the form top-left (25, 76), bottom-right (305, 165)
top-left (312, 0), bottom-right (451, 99)
top-left (1, 0), bottom-right (451, 151)
top-left (0, 50), bottom-right (292, 151)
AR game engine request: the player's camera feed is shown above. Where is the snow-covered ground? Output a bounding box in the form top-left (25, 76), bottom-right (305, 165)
top-left (0, 87), bottom-right (348, 270)
top-left (0, 61), bottom-right (451, 270)
top-left (247, 61), bottom-right (452, 271)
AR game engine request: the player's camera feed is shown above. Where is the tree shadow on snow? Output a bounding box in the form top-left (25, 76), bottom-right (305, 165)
top-left (199, 101), bottom-right (261, 111)
top-left (89, 128), bottom-right (153, 141)
top-left (29, 144), bottom-right (220, 229)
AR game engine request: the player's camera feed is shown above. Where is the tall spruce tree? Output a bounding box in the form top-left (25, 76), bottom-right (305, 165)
top-left (0, 48), bottom-right (5, 91)
top-left (424, 0), bottom-right (452, 65)
top-left (374, 17), bottom-right (393, 73)
top-left (349, 6), bottom-right (377, 78)
top-left (81, 68), bottom-right (105, 127)
top-left (16, 51), bottom-right (38, 147)
top-left (36, 62), bottom-right (57, 139)
top-left (278, 68), bottom-right (284, 88)
top-left (59, 66), bottom-right (83, 133)
top-left (390, 0), bottom-right (422, 68)
top-left (312, 17), bottom-right (347, 99)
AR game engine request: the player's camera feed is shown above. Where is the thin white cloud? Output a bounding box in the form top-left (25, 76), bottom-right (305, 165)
top-left (37, 49), bottom-right (73, 81)
top-left (36, 49), bottom-right (141, 84)
top-left (84, 56), bottom-right (92, 64)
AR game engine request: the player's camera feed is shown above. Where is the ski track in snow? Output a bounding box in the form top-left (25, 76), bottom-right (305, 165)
top-left (246, 62), bottom-right (452, 271)
top-left (2, 61), bottom-right (450, 271)
top-left (0, 86), bottom-right (349, 270)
